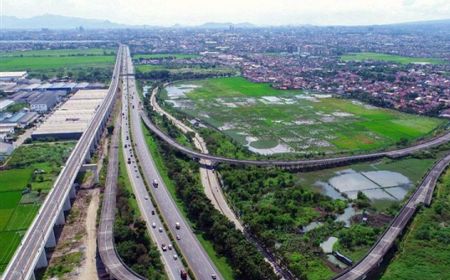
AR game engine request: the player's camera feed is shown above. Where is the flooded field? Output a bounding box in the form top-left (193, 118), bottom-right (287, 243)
top-left (161, 77), bottom-right (444, 156)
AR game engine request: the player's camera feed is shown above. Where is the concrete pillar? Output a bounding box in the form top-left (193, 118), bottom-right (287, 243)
top-left (69, 184), bottom-right (76, 199)
top-left (55, 211), bottom-right (65, 226)
top-left (35, 248), bottom-right (48, 269)
top-left (63, 196), bottom-right (71, 212)
top-left (45, 230), bottom-right (56, 248)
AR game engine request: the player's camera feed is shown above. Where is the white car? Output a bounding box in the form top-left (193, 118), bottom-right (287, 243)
top-left (173, 254), bottom-right (178, 260)
top-left (152, 222), bottom-right (156, 228)
top-left (144, 196), bottom-right (149, 200)
top-left (168, 244), bottom-right (172, 250)
top-left (159, 227), bottom-right (163, 232)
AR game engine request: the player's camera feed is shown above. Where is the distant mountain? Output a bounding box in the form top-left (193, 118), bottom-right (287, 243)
top-left (1, 14), bottom-right (130, 29)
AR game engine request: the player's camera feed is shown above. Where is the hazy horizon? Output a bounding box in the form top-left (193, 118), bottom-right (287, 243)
top-left (2, 0), bottom-right (450, 27)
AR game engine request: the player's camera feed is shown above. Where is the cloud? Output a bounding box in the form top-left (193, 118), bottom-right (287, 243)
top-left (2, 0), bottom-right (449, 26)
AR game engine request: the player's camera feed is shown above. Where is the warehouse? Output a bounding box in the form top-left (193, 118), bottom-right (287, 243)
top-left (29, 93), bottom-right (58, 113)
top-left (31, 89), bottom-right (107, 140)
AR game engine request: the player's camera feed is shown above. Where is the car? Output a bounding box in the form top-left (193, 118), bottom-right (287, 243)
top-left (173, 254), bottom-right (178, 260)
top-left (151, 210), bottom-right (155, 215)
top-left (161, 244), bottom-right (167, 251)
top-left (152, 179), bottom-right (158, 188)
top-left (152, 222), bottom-right (156, 228)
top-left (168, 244), bottom-right (172, 250)
top-left (158, 227), bottom-right (163, 232)
top-left (144, 196), bottom-right (149, 200)
top-left (211, 274), bottom-right (217, 280)
top-left (176, 234), bottom-right (181, 240)
top-left (175, 222), bottom-right (180, 230)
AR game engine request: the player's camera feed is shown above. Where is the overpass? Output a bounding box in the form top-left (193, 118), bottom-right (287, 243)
top-left (333, 152), bottom-right (450, 280)
top-left (1, 45), bottom-right (124, 280)
top-left (140, 105), bottom-right (450, 169)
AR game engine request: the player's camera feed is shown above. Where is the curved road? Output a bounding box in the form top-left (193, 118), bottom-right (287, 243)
top-left (2, 45), bottom-right (124, 280)
top-left (97, 90), bottom-right (143, 280)
top-left (334, 152), bottom-right (450, 280)
top-left (120, 46), bottom-right (186, 280)
top-left (143, 88), bottom-right (450, 168)
top-left (124, 50), bottom-right (221, 280)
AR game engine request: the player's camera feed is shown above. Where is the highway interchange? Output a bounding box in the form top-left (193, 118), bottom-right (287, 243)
top-left (3, 43), bottom-right (450, 280)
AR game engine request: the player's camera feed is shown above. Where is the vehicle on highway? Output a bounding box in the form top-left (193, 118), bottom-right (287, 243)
top-left (152, 222), bottom-right (156, 228)
top-left (144, 195), bottom-right (149, 200)
top-left (159, 227), bottom-right (163, 232)
top-left (168, 244), bottom-right (173, 250)
top-left (175, 222), bottom-right (181, 230)
top-left (173, 254), bottom-right (178, 260)
top-left (176, 234), bottom-right (181, 240)
top-left (161, 244), bottom-right (167, 251)
top-left (152, 210), bottom-right (155, 215)
top-left (152, 179), bottom-right (159, 188)
top-left (212, 273), bottom-right (217, 279)
top-left (180, 270), bottom-right (188, 280)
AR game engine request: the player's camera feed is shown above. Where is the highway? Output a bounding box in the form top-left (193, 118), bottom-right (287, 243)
top-left (142, 90), bottom-right (450, 168)
top-left (2, 45), bottom-right (125, 280)
top-left (97, 89), bottom-right (143, 280)
top-left (334, 152), bottom-right (450, 280)
top-left (123, 48), bottom-right (222, 280)
top-left (119, 46), bottom-right (186, 280)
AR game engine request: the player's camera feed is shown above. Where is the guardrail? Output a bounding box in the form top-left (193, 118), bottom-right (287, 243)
top-left (2, 45), bottom-right (124, 280)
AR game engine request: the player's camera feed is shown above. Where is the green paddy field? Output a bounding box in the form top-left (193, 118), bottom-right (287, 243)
top-left (161, 77), bottom-right (446, 156)
top-left (0, 142), bottom-right (74, 272)
top-left (0, 48), bottom-right (116, 78)
top-left (341, 52), bottom-right (445, 65)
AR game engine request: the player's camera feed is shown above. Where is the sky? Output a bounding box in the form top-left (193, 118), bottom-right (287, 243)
top-left (2, 0), bottom-right (450, 26)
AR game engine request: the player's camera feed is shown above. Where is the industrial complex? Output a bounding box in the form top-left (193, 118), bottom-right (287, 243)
top-left (32, 89), bottom-right (108, 140)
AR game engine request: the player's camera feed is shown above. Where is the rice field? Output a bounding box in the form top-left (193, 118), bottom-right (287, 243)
top-left (161, 77), bottom-right (446, 156)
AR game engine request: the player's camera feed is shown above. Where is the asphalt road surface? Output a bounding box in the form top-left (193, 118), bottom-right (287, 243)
top-left (119, 46), bottom-right (186, 280)
top-left (2, 45), bottom-right (124, 280)
top-left (123, 49), bottom-right (221, 280)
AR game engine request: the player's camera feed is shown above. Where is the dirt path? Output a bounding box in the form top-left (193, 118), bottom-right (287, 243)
top-left (78, 188), bottom-right (100, 280)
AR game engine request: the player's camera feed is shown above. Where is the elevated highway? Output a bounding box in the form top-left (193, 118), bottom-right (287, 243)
top-left (2, 45), bottom-right (124, 280)
top-left (334, 152), bottom-right (450, 280)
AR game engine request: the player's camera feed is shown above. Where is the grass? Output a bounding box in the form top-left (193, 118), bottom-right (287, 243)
top-left (381, 168), bottom-right (450, 279)
top-left (0, 55), bottom-right (115, 71)
top-left (0, 142), bottom-right (74, 273)
top-left (162, 77), bottom-right (446, 155)
top-left (42, 252), bottom-right (83, 279)
top-left (0, 48), bottom-right (115, 57)
top-left (0, 169), bottom-right (33, 192)
top-left (134, 53), bottom-right (200, 59)
top-left (341, 52), bottom-right (445, 65)
top-left (141, 121), bottom-right (234, 280)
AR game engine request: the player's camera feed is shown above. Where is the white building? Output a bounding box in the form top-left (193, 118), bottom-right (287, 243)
top-left (0, 71), bottom-right (27, 82)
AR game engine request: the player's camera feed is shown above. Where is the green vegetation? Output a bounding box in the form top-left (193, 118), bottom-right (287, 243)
top-left (341, 52), bottom-right (445, 65)
top-left (0, 142), bottom-right (74, 272)
top-left (42, 252), bottom-right (82, 279)
top-left (115, 141), bottom-right (166, 279)
top-left (0, 48), bottom-right (116, 81)
top-left (142, 111), bottom-right (276, 280)
top-left (134, 53), bottom-right (200, 59)
top-left (0, 48), bottom-right (115, 57)
top-left (161, 77), bottom-right (445, 155)
top-left (381, 169), bottom-right (450, 279)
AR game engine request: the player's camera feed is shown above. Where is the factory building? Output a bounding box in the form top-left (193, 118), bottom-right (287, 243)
top-left (32, 89), bottom-right (107, 140)
top-left (29, 93), bottom-right (58, 113)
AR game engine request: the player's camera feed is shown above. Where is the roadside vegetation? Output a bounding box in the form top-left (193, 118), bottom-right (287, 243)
top-left (381, 169), bottom-right (450, 279)
top-left (114, 143), bottom-right (166, 279)
top-left (0, 142), bottom-right (74, 272)
top-left (142, 106), bottom-right (276, 279)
